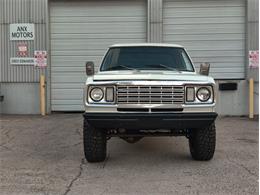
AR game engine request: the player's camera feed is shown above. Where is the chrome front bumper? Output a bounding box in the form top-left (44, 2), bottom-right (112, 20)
top-left (85, 103), bottom-right (216, 113)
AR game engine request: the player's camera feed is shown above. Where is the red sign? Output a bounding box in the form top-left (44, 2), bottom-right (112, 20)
top-left (34, 50), bottom-right (47, 68)
top-left (249, 50), bottom-right (259, 69)
top-left (17, 42), bottom-right (28, 57)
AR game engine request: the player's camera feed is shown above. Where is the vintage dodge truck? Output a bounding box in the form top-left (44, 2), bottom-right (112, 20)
top-left (83, 43), bottom-right (217, 162)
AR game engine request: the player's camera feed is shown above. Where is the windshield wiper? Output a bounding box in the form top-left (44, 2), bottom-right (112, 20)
top-left (145, 64), bottom-right (182, 72)
top-left (158, 64), bottom-right (182, 72)
top-left (107, 64), bottom-right (137, 71)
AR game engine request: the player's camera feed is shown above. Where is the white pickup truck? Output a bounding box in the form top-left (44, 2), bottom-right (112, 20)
top-left (83, 43), bottom-right (217, 162)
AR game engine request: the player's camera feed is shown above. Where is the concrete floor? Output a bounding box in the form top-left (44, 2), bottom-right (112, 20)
top-left (0, 114), bottom-right (258, 195)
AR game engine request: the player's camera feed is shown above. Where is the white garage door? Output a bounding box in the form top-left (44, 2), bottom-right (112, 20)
top-left (163, 0), bottom-right (246, 79)
top-left (50, 0), bottom-right (147, 111)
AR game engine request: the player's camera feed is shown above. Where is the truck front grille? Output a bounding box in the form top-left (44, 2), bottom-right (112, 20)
top-left (117, 85), bottom-right (184, 104)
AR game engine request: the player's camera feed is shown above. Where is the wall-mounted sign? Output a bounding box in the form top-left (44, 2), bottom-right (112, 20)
top-left (17, 42), bottom-right (28, 57)
top-left (249, 50), bottom-right (259, 69)
top-left (10, 57), bottom-right (34, 65)
top-left (10, 23), bottom-right (35, 40)
top-left (34, 51), bottom-right (47, 68)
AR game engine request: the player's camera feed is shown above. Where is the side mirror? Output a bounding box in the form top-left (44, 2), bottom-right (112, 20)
top-left (200, 63), bottom-right (210, 76)
top-left (86, 61), bottom-right (95, 76)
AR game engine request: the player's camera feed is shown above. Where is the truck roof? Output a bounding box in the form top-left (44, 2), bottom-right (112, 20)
top-left (110, 43), bottom-right (184, 48)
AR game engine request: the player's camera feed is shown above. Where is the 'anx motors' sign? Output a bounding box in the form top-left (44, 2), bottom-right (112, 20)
top-left (10, 23), bottom-right (35, 40)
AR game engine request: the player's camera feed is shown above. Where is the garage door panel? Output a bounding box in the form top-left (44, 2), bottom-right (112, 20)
top-left (163, 0), bottom-right (245, 79)
top-left (210, 72), bottom-right (244, 79)
top-left (52, 105), bottom-right (84, 111)
top-left (194, 64), bottom-right (244, 71)
top-left (52, 66), bottom-right (99, 72)
top-left (52, 83), bottom-right (84, 89)
top-left (51, 10), bottom-right (146, 16)
top-left (164, 24), bottom-right (244, 34)
top-left (51, 99), bottom-right (83, 105)
top-left (51, 53), bottom-right (103, 64)
top-left (52, 58), bottom-right (102, 67)
top-left (51, 0), bottom-right (144, 7)
top-left (193, 64), bottom-right (244, 75)
top-left (52, 56), bottom-right (102, 62)
top-left (52, 66), bottom-right (86, 72)
top-left (51, 50), bottom-right (106, 56)
top-left (188, 50), bottom-right (244, 58)
top-left (165, 40), bottom-right (244, 50)
top-left (164, 34), bottom-right (244, 41)
top-left (164, 30), bottom-right (243, 35)
top-left (51, 75), bottom-right (86, 83)
top-left (52, 89), bottom-right (83, 99)
top-left (51, 2), bottom-right (146, 17)
top-left (54, 66), bottom-right (99, 73)
top-left (209, 67), bottom-right (244, 72)
top-left (51, 23), bottom-right (145, 34)
top-left (51, 10), bottom-right (144, 17)
top-left (52, 54), bottom-right (103, 66)
top-left (51, 33), bottom-right (146, 40)
top-left (164, 17), bottom-right (245, 25)
top-left (51, 39), bottom-right (145, 50)
top-left (50, 0), bottom-right (146, 111)
top-left (192, 56), bottom-right (245, 63)
top-left (51, 16), bottom-right (146, 23)
top-left (164, 0), bottom-right (245, 8)
top-left (163, 6), bottom-right (245, 17)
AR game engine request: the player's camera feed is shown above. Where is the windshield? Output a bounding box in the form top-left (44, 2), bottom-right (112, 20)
top-left (100, 47), bottom-right (194, 72)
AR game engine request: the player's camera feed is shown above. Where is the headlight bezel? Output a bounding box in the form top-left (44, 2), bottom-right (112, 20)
top-left (87, 85), bottom-right (116, 104)
top-left (185, 85), bottom-right (214, 104)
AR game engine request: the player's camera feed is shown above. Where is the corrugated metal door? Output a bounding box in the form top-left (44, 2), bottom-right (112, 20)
top-left (50, 0), bottom-right (147, 111)
top-left (163, 0), bottom-right (246, 79)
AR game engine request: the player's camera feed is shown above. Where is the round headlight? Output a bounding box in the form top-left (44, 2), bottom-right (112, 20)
top-left (90, 87), bottom-right (104, 102)
top-left (196, 87), bottom-right (211, 102)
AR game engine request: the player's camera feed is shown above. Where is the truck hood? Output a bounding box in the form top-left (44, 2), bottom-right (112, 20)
top-left (92, 70), bottom-right (214, 83)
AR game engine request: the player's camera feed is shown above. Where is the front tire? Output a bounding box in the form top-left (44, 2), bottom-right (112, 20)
top-left (189, 123), bottom-right (216, 161)
top-left (83, 119), bottom-right (107, 162)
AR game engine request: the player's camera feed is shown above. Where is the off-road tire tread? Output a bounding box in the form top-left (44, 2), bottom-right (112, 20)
top-left (83, 119), bottom-right (106, 162)
top-left (189, 123), bottom-right (216, 161)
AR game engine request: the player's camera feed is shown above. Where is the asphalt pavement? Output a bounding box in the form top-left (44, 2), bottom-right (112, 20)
top-left (0, 114), bottom-right (258, 195)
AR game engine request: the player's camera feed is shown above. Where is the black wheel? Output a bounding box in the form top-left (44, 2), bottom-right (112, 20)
top-left (189, 123), bottom-right (216, 161)
top-left (83, 119), bottom-right (107, 162)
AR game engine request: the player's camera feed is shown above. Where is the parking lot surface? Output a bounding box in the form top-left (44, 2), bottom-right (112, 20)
top-left (0, 114), bottom-right (258, 195)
